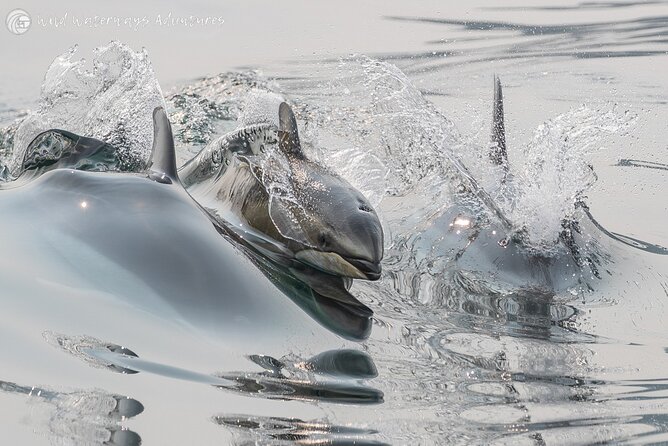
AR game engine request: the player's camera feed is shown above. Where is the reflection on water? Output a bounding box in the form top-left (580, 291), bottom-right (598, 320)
top-left (381, 11), bottom-right (668, 72)
top-left (216, 222), bottom-right (375, 341)
top-left (0, 380), bottom-right (142, 445)
top-left (459, 373), bottom-right (668, 444)
top-left (216, 350), bottom-right (383, 405)
top-left (356, 258), bottom-right (668, 443)
top-left (484, 0), bottom-right (668, 11)
top-left (48, 331), bottom-right (383, 407)
top-left (43, 332), bottom-right (385, 443)
top-left (215, 414), bottom-right (390, 446)
top-left (617, 158), bottom-right (668, 171)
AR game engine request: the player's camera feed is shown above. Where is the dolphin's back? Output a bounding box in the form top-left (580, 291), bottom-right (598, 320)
top-left (0, 168), bottom-right (346, 352)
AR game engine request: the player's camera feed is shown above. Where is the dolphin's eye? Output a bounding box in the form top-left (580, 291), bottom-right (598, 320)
top-left (318, 234), bottom-right (329, 249)
top-left (359, 204), bottom-right (373, 213)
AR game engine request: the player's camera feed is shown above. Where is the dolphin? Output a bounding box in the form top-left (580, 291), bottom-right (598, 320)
top-left (407, 76), bottom-right (667, 295)
top-left (488, 76), bottom-right (667, 257)
top-left (0, 107), bottom-right (375, 346)
top-left (178, 102), bottom-right (384, 285)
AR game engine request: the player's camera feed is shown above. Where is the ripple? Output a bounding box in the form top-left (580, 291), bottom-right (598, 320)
top-left (214, 414), bottom-right (389, 445)
top-left (45, 332), bottom-right (383, 405)
top-left (384, 15), bottom-right (668, 68)
top-left (216, 351), bottom-right (384, 405)
top-left (0, 379), bottom-right (143, 445)
top-left (429, 330), bottom-right (593, 377)
top-left (43, 331), bottom-right (140, 374)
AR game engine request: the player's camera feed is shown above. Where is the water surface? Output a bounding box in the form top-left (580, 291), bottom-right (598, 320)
top-left (1, 1), bottom-right (667, 445)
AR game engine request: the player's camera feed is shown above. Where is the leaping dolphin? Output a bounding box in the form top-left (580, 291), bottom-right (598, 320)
top-left (179, 102), bottom-right (384, 291)
top-left (488, 76), bottom-right (666, 256)
top-left (0, 108), bottom-right (375, 345)
top-left (411, 76), bottom-right (667, 295)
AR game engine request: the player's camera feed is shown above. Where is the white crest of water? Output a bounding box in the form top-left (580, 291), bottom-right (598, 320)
top-left (9, 41), bottom-right (165, 173)
top-left (237, 90), bottom-right (284, 128)
top-left (504, 105), bottom-right (636, 253)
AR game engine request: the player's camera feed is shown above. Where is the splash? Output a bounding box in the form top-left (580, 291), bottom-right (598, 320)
top-left (295, 56), bottom-right (635, 255)
top-left (166, 71), bottom-right (279, 163)
top-left (7, 41), bottom-right (165, 174)
top-left (234, 90), bottom-right (319, 247)
top-left (298, 56), bottom-right (464, 209)
top-left (0, 43), bottom-right (637, 257)
top-left (504, 105), bottom-right (636, 254)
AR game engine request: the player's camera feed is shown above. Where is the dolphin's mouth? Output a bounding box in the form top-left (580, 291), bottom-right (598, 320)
top-left (344, 257), bottom-right (382, 280)
top-left (295, 249), bottom-right (382, 281)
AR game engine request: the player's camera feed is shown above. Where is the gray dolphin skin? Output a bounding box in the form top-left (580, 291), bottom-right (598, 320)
top-left (179, 102), bottom-right (385, 283)
top-left (0, 108), bottom-right (375, 345)
top-left (489, 74), bottom-right (507, 172)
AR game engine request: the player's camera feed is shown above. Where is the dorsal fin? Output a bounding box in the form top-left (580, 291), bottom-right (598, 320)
top-left (148, 107), bottom-right (178, 184)
top-left (278, 102), bottom-right (304, 159)
top-left (490, 75), bottom-right (508, 171)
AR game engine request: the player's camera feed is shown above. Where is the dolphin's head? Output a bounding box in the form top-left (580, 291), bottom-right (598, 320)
top-left (283, 162), bottom-right (384, 280)
top-left (265, 103), bottom-right (384, 280)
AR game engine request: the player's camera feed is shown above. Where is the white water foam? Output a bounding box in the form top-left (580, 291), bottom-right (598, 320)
top-left (503, 105), bottom-right (636, 254)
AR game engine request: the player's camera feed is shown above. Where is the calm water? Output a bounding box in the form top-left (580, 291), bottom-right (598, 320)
top-left (1, 1), bottom-right (667, 445)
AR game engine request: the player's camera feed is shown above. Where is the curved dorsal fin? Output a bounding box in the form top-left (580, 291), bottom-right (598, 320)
top-left (278, 102), bottom-right (304, 159)
top-left (490, 75), bottom-right (508, 171)
top-left (148, 107), bottom-right (178, 184)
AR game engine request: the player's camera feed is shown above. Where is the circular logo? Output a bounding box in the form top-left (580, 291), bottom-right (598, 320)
top-left (6, 9), bottom-right (31, 35)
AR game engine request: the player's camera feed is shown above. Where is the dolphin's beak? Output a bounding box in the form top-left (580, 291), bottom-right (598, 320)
top-left (295, 249), bottom-right (382, 280)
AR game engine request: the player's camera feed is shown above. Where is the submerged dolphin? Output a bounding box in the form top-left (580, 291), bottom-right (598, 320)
top-left (413, 76), bottom-right (667, 295)
top-left (179, 103), bottom-right (384, 286)
top-left (0, 108), bottom-right (374, 345)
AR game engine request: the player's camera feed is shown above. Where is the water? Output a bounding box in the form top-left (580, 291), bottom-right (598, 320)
top-left (1, 1), bottom-right (668, 444)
